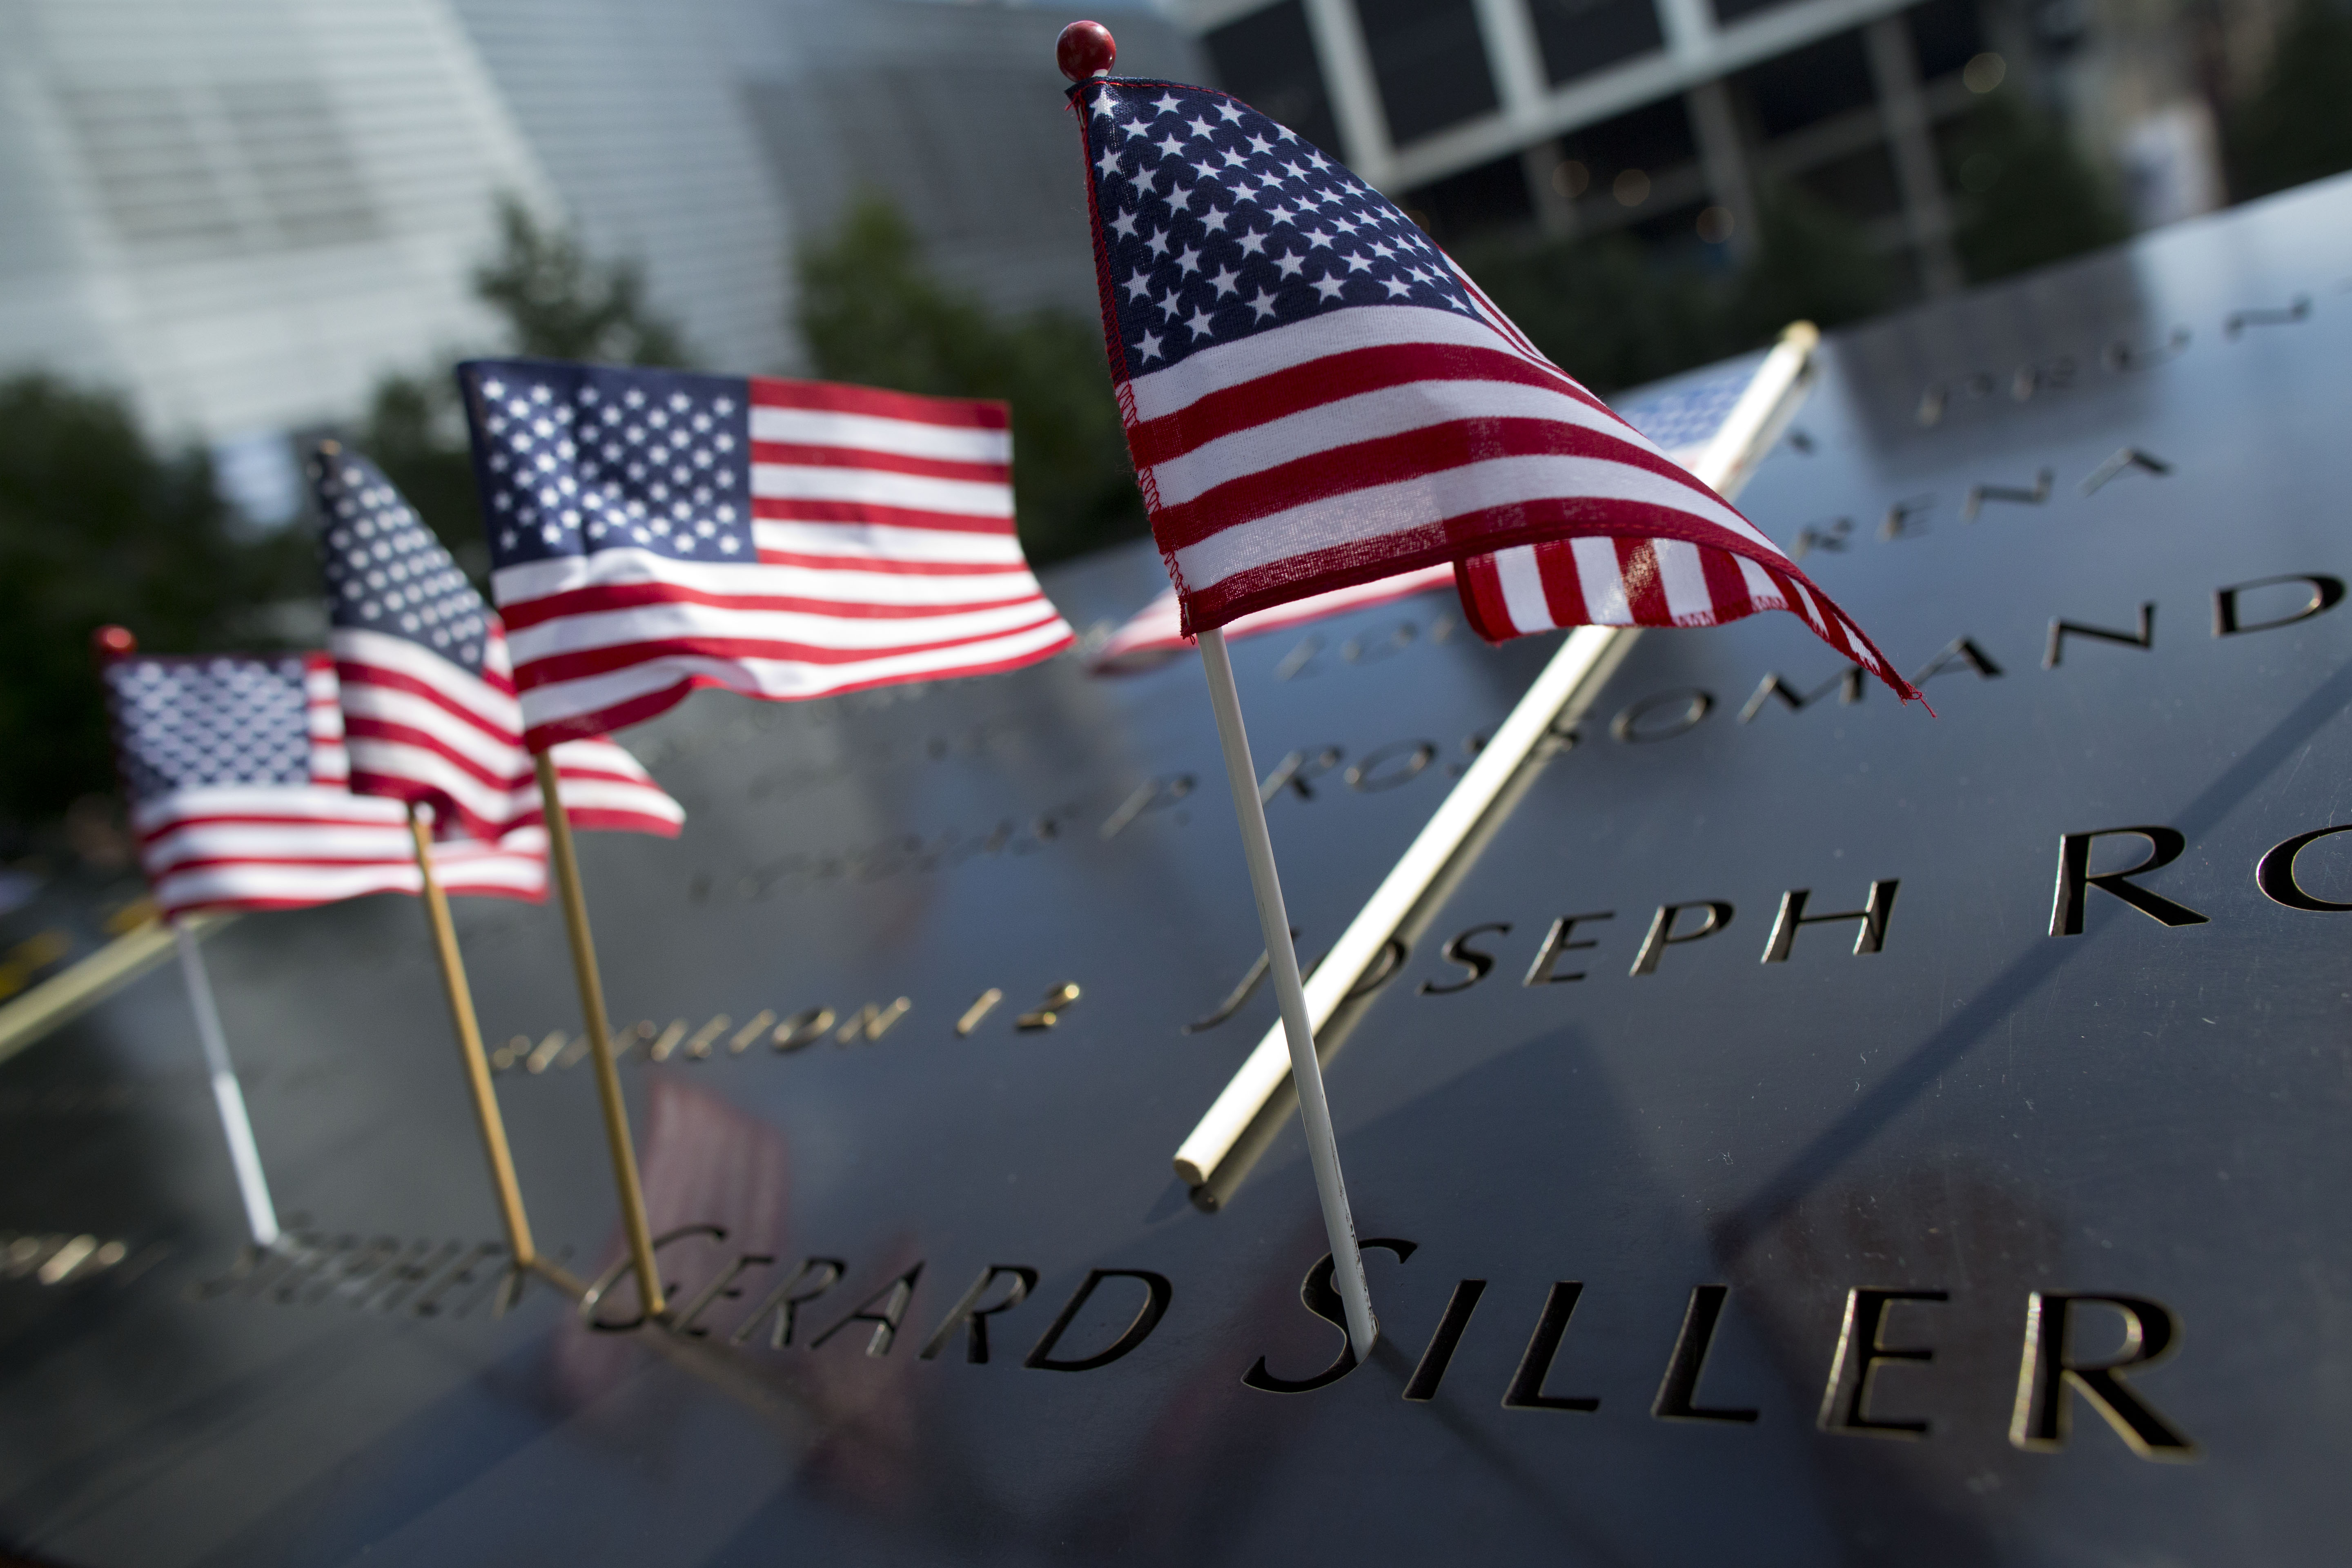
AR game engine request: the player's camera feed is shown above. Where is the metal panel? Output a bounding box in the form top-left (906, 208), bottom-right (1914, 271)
top-left (6, 178), bottom-right (2352, 1564)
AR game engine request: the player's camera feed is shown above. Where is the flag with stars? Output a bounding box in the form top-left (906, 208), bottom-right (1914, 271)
top-left (1068, 77), bottom-right (1916, 701)
top-left (314, 448), bottom-right (684, 843)
top-left (102, 651), bottom-right (546, 918)
top-left (454, 363), bottom-right (1077, 748)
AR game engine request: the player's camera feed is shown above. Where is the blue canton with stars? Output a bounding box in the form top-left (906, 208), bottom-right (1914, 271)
top-left (314, 448), bottom-right (491, 673)
top-left (1078, 79), bottom-right (1481, 376)
top-left (457, 359), bottom-right (755, 575)
top-left (105, 656), bottom-right (314, 806)
top-left (1609, 353), bottom-right (1768, 454)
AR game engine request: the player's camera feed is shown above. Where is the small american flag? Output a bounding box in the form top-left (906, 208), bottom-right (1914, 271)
top-left (103, 652), bottom-right (545, 918)
top-left (314, 448), bottom-right (684, 842)
top-left (455, 362), bottom-right (1077, 747)
top-left (1069, 77), bottom-right (1914, 700)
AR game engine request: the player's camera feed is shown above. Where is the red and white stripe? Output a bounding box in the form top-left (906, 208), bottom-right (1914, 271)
top-left (134, 786), bottom-right (548, 918)
top-left (333, 623), bottom-right (683, 843)
top-left (494, 379), bottom-right (1076, 747)
top-left (1443, 283), bottom-right (1909, 692)
top-left (1089, 565), bottom-right (1456, 673)
top-left (134, 659), bottom-right (543, 918)
top-left (1111, 250), bottom-right (1901, 697)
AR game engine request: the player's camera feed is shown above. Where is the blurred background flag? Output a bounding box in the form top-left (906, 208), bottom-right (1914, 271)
top-left (455, 363), bottom-right (1076, 747)
top-left (313, 445), bottom-right (683, 842)
top-left (101, 650), bottom-right (545, 918)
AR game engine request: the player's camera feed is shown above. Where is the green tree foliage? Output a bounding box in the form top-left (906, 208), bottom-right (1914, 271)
top-left (1722, 185), bottom-right (1893, 342)
top-left (0, 378), bottom-right (308, 829)
top-left (1947, 91), bottom-right (2130, 283)
top-left (797, 196), bottom-right (1146, 565)
top-left (1457, 184), bottom-right (1892, 394)
top-left (363, 197), bottom-right (691, 570)
top-left (2227, 0), bottom-right (2352, 199)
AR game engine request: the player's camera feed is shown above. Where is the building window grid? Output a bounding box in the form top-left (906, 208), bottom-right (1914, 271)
top-left (1336, 0), bottom-right (1976, 288)
top-left (1207, 0), bottom-right (1982, 291)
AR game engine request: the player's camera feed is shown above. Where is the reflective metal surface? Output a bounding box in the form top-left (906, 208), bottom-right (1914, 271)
top-left (10, 178), bottom-right (2352, 1564)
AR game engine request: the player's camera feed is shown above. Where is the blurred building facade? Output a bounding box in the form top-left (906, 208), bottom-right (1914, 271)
top-left (1175, 0), bottom-right (2267, 292)
top-left (0, 0), bottom-right (1199, 506)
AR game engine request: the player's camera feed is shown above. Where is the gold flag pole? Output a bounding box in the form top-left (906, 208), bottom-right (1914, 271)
top-left (406, 805), bottom-right (536, 1270)
top-left (535, 752), bottom-right (666, 1318)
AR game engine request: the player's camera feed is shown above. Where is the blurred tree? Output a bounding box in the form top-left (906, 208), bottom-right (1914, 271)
top-left (797, 195), bottom-right (1146, 565)
top-left (1458, 184), bottom-right (1890, 395)
top-left (1722, 184), bottom-right (1893, 343)
top-left (2226, 0), bottom-right (2352, 199)
top-left (0, 377), bottom-right (308, 831)
top-left (1451, 229), bottom-right (1722, 392)
top-left (363, 197), bottom-right (691, 571)
top-left (1947, 91), bottom-right (2130, 283)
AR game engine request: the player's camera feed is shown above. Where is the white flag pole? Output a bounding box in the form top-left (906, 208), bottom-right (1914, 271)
top-left (1197, 626), bottom-right (1377, 1358)
top-left (1172, 323), bottom-right (1822, 1189)
top-left (172, 919), bottom-right (279, 1247)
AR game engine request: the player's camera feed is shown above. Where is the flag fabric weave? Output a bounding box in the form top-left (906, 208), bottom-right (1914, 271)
top-left (1091, 352), bottom-right (1778, 670)
top-left (314, 449), bottom-right (684, 842)
top-left (1452, 353), bottom-right (1913, 699)
top-left (455, 362), bottom-right (1077, 748)
top-left (102, 652), bottom-right (546, 918)
top-left (1067, 76), bottom-right (1916, 701)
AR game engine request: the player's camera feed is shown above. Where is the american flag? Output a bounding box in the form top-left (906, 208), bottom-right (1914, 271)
top-left (102, 652), bottom-right (546, 918)
top-left (1069, 77), bottom-right (1915, 700)
top-left (1093, 353), bottom-right (1785, 670)
top-left (454, 363), bottom-right (1077, 748)
top-left (314, 448), bottom-right (684, 842)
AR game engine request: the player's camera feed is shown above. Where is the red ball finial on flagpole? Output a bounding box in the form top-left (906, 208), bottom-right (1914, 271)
top-left (92, 624), bottom-right (137, 662)
top-left (1057, 20), bottom-right (1116, 82)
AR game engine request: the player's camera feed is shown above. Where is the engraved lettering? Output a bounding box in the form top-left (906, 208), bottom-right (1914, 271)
top-left (1523, 913), bottom-right (1614, 985)
top-left (1242, 1240), bottom-right (1414, 1394)
top-left (1653, 1285), bottom-right (1758, 1423)
top-left (2257, 825), bottom-right (2352, 912)
top-left (2009, 1292), bottom-right (2197, 1460)
top-left (1762, 882), bottom-right (1898, 963)
top-left (2214, 574), bottom-right (2344, 636)
top-left (1259, 746), bottom-right (1344, 803)
top-left (2079, 448), bottom-right (2172, 496)
top-left (1421, 923), bottom-right (1510, 994)
top-left (1817, 1287), bottom-right (1947, 1438)
top-left (811, 1263), bottom-right (924, 1356)
top-left (1911, 637), bottom-right (2004, 685)
top-left (1025, 1268), bottom-right (1175, 1372)
top-left (1611, 690), bottom-right (1713, 743)
top-left (2224, 296), bottom-right (2309, 337)
top-left (1015, 984), bottom-right (1080, 1031)
top-left (1346, 739), bottom-right (1437, 792)
top-left (771, 1007), bottom-right (835, 1051)
top-left (1960, 468), bottom-right (2052, 521)
top-left (580, 1226), bottom-right (725, 1332)
top-left (2045, 604), bottom-right (2154, 667)
top-left (1098, 774), bottom-right (1196, 840)
top-left (2049, 827), bottom-right (2209, 935)
top-left (728, 1256), bottom-right (845, 1349)
top-left (1185, 930), bottom-right (1298, 1033)
top-left (1503, 1282), bottom-right (1600, 1412)
top-left (1630, 902), bottom-right (1734, 977)
top-left (1403, 1279), bottom-right (1485, 1403)
top-left (674, 1252), bottom-right (774, 1339)
top-left (1880, 494), bottom-right (1935, 541)
top-left (917, 1265), bottom-right (1040, 1363)
top-left (1739, 668), bottom-right (1862, 723)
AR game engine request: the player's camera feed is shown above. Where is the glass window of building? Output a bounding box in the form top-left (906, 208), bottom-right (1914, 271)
top-left (1204, 0), bottom-right (1345, 158)
top-left (1354, 0), bottom-right (1499, 146)
top-left (1529, 0), bottom-right (1667, 88)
